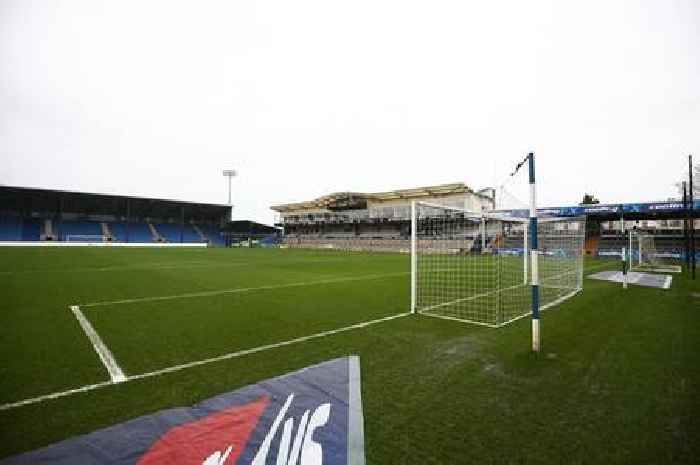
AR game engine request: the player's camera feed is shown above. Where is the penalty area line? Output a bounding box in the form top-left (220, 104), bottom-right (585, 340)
top-left (0, 312), bottom-right (411, 412)
top-left (81, 272), bottom-right (409, 308)
top-left (70, 305), bottom-right (127, 384)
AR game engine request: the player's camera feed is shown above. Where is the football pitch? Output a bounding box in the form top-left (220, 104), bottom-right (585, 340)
top-left (0, 247), bottom-right (698, 463)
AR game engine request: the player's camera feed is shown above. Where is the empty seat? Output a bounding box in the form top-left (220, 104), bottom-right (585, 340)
top-left (58, 220), bottom-right (102, 241)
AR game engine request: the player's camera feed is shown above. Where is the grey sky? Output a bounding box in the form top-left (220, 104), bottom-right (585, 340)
top-left (2, 0), bottom-right (698, 224)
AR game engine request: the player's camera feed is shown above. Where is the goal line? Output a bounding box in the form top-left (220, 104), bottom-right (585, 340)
top-left (418, 268), bottom-right (583, 328)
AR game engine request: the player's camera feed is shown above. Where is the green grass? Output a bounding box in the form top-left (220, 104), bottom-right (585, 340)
top-left (0, 247), bottom-right (698, 464)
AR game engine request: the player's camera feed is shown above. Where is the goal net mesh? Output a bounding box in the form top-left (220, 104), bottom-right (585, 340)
top-left (65, 235), bottom-right (108, 242)
top-left (413, 202), bottom-right (585, 327)
top-left (630, 232), bottom-right (677, 270)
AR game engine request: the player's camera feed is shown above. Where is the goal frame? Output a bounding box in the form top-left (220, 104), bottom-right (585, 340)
top-left (409, 153), bottom-right (584, 352)
top-left (409, 201), bottom-right (584, 327)
top-left (629, 230), bottom-right (682, 273)
top-left (65, 235), bottom-right (109, 243)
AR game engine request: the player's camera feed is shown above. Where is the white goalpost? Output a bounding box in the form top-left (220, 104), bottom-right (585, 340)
top-left (409, 201), bottom-right (585, 328)
top-left (410, 153), bottom-right (586, 353)
top-left (630, 231), bottom-right (681, 273)
top-left (65, 235), bottom-right (109, 243)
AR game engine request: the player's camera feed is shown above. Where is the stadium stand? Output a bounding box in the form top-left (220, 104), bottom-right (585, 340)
top-left (272, 187), bottom-right (698, 260)
top-left (0, 215), bottom-right (43, 241)
top-left (259, 235), bottom-right (281, 247)
top-left (594, 234), bottom-right (625, 257)
top-left (113, 221), bottom-right (155, 243)
top-left (21, 218), bottom-right (41, 241)
top-left (182, 224), bottom-right (205, 242)
top-left (199, 224), bottom-right (225, 245)
top-left (0, 186), bottom-right (232, 245)
top-left (0, 215), bottom-right (22, 241)
top-left (192, 224), bottom-right (207, 241)
top-left (42, 219), bottom-right (55, 240)
top-left (272, 184), bottom-right (495, 252)
top-left (147, 222), bottom-right (162, 242)
top-left (107, 221), bottom-right (128, 242)
top-left (152, 223), bottom-right (205, 243)
top-left (57, 220), bottom-right (103, 241)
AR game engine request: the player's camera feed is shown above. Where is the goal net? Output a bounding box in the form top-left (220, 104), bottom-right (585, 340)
top-left (630, 232), bottom-right (681, 272)
top-left (411, 201), bottom-right (585, 327)
top-left (65, 235), bottom-right (108, 242)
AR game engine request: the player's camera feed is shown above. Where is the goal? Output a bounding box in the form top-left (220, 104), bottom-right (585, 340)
top-left (410, 201), bottom-right (585, 327)
top-left (65, 235), bottom-right (109, 243)
top-left (630, 231), bottom-right (681, 273)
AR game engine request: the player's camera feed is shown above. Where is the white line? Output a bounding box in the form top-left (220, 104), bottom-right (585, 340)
top-left (70, 305), bottom-right (127, 383)
top-left (0, 312), bottom-right (411, 412)
top-left (631, 265), bottom-right (682, 274)
top-left (0, 257), bottom-right (353, 276)
top-left (81, 272), bottom-right (409, 308)
top-left (538, 288), bottom-right (581, 313)
top-left (419, 312), bottom-right (499, 328)
top-left (420, 288), bottom-right (582, 328)
top-left (496, 310), bottom-right (532, 327)
top-left (127, 313), bottom-right (411, 382)
top-left (0, 380), bottom-right (115, 412)
top-left (418, 265), bottom-right (582, 317)
top-left (496, 288), bottom-right (580, 326)
top-left (419, 283), bottom-right (526, 314)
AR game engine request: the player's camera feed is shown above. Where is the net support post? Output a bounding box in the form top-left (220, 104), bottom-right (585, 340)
top-left (410, 201), bottom-right (417, 314)
top-left (683, 181), bottom-right (690, 270)
top-left (480, 209), bottom-right (486, 251)
top-left (637, 232), bottom-right (642, 267)
top-left (628, 229), bottom-right (633, 270)
top-left (528, 152), bottom-right (540, 353)
top-left (622, 246), bottom-right (628, 289)
top-left (690, 154), bottom-right (696, 280)
top-left (523, 221), bottom-right (528, 285)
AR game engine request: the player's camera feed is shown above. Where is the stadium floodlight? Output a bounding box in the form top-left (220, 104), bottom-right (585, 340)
top-left (222, 169), bottom-right (237, 221)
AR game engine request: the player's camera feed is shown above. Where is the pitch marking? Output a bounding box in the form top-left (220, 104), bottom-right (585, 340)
top-left (0, 312), bottom-right (410, 411)
top-left (81, 272), bottom-right (409, 308)
top-left (70, 305), bottom-right (126, 383)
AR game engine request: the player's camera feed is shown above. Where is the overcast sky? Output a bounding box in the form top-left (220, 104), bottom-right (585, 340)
top-left (2, 0), bottom-right (698, 223)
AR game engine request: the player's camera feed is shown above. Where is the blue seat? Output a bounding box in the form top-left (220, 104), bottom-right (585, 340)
top-left (0, 215), bottom-right (22, 241)
top-left (57, 220), bottom-right (102, 241)
top-left (21, 218), bottom-right (41, 241)
top-left (109, 222), bottom-right (154, 242)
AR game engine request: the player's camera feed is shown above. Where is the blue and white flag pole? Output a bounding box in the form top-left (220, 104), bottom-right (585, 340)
top-left (528, 152), bottom-right (540, 353)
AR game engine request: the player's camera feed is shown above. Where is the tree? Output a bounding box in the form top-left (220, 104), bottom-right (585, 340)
top-left (580, 193), bottom-right (600, 205)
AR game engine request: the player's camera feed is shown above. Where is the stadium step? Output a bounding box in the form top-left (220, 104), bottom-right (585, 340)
top-left (192, 224), bottom-right (207, 242)
top-left (100, 222), bottom-right (112, 240)
top-left (147, 222), bottom-right (164, 242)
top-left (41, 218), bottom-right (55, 241)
